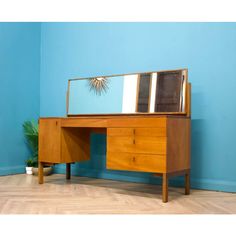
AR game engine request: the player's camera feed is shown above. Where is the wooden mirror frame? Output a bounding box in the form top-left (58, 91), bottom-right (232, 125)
top-left (66, 68), bottom-right (191, 117)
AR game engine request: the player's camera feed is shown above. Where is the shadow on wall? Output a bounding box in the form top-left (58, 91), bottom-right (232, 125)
top-left (191, 119), bottom-right (205, 181)
top-left (189, 90), bottom-right (209, 188)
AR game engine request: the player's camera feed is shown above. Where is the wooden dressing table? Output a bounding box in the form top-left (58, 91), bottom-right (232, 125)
top-left (38, 69), bottom-right (191, 203)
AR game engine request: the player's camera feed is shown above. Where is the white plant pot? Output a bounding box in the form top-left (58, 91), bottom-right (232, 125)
top-left (26, 167), bottom-right (33, 175)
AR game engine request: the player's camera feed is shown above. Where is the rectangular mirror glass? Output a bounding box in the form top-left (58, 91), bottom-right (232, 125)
top-left (67, 69), bottom-right (188, 116)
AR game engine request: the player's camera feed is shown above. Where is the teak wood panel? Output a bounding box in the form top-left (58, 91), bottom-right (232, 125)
top-left (167, 118), bottom-right (190, 172)
top-left (107, 127), bottom-right (166, 137)
top-left (60, 117), bottom-right (167, 128)
top-left (107, 152), bottom-right (166, 173)
top-left (61, 118), bottom-right (108, 128)
top-left (39, 118), bottom-right (61, 163)
top-left (61, 128), bottom-right (90, 163)
top-left (106, 117), bottom-right (167, 128)
top-left (186, 83), bottom-right (191, 117)
top-left (107, 136), bottom-right (167, 155)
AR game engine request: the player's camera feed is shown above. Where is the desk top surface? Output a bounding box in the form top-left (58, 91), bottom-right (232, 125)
top-left (40, 112), bottom-right (189, 120)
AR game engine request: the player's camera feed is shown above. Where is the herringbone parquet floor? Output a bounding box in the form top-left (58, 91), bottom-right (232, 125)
top-left (0, 174), bottom-right (235, 214)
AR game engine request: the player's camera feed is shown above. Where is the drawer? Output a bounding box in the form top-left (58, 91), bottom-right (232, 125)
top-left (107, 127), bottom-right (166, 137)
top-left (107, 117), bottom-right (167, 128)
top-left (107, 136), bottom-right (167, 155)
top-left (107, 152), bottom-right (166, 173)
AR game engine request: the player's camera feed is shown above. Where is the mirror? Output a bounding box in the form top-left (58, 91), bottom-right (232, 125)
top-left (67, 69), bottom-right (188, 116)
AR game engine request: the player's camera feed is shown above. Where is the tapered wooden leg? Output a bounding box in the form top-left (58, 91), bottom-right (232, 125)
top-left (162, 173), bottom-right (168, 203)
top-left (38, 162), bottom-right (44, 184)
top-left (185, 169), bottom-right (190, 195)
top-left (66, 163), bottom-right (71, 180)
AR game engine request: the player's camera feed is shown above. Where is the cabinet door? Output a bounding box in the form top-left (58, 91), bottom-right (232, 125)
top-left (39, 119), bottom-right (61, 163)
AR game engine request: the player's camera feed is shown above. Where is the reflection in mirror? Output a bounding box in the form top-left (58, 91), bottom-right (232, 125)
top-left (155, 71), bottom-right (184, 112)
top-left (121, 74), bottom-right (138, 113)
top-left (136, 73), bottom-right (151, 112)
top-left (69, 76), bottom-right (124, 114)
top-left (67, 69), bottom-right (187, 115)
top-left (88, 77), bottom-right (109, 95)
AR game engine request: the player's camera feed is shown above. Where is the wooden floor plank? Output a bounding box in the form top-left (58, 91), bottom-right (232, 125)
top-left (0, 174), bottom-right (235, 214)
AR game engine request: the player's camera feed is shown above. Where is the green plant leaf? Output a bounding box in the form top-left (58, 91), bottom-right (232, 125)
top-left (23, 120), bottom-right (38, 165)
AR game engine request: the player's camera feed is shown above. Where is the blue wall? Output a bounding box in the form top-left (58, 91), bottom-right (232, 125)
top-left (2, 22), bottom-right (234, 192)
top-left (40, 23), bottom-right (236, 192)
top-left (0, 23), bottom-right (41, 175)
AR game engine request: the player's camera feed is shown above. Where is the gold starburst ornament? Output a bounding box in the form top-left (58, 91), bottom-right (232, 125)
top-left (88, 77), bottom-right (109, 95)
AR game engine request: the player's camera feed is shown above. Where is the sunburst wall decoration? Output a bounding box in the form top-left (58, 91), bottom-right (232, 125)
top-left (88, 77), bottom-right (109, 95)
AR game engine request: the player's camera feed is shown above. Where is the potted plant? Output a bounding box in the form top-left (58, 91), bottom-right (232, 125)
top-left (23, 120), bottom-right (53, 176)
top-left (25, 158), bottom-right (36, 174)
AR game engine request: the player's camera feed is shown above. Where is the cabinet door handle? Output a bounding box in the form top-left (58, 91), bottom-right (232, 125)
top-left (133, 139), bottom-right (135, 145)
top-left (133, 157), bottom-right (136, 162)
top-left (55, 121), bottom-right (58, 126)
top-left (133, 129), bottom-right (136, 135)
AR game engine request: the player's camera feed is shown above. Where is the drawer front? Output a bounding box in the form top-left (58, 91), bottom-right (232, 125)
top-left (107, 117), bottom-right (167, 128)
top-left (107, 152), bottom-right (166, 173)
top-left (107, 136), bottom-right (167, 154)
top-left (107, 127), bottom-right (166, 137)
